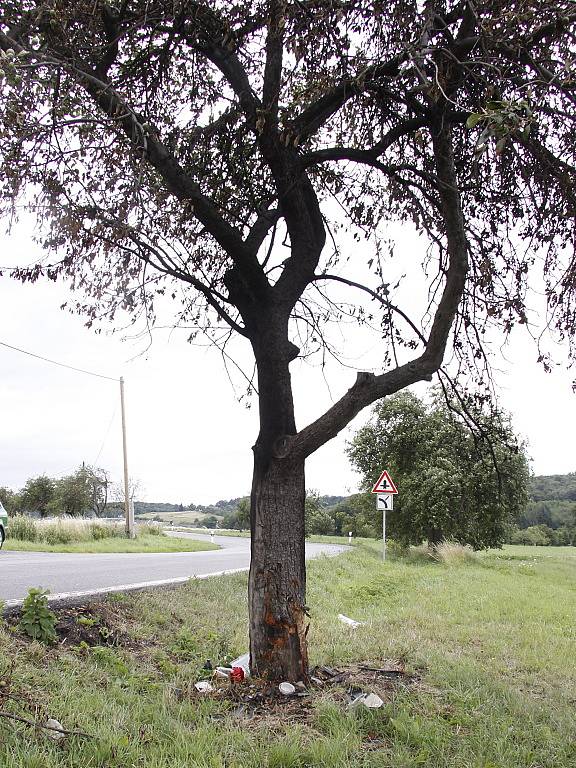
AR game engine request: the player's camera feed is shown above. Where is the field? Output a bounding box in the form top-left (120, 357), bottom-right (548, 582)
top-left (0, 543), bottom-right (575, 767)
top-left (136, 509), bottom-right (225, 525)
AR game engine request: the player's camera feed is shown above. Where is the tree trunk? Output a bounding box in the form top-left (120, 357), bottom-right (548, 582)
top-left (248, 338), bottom-right (308, 682)
top-left (249, 455), bottom-right (308, 681)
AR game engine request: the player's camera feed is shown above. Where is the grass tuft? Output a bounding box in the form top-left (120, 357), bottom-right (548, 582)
top-left (432, 540), bottom-right (477, 566)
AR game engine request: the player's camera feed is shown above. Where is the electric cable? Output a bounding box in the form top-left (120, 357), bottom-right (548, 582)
top-left (0, 340), bottom-right (119, 382)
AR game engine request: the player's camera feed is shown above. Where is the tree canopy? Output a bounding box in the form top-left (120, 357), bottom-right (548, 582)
top-left (347, 391), bottom-right (530, 548)
top-left (1, 1), bottom-right (574, 380)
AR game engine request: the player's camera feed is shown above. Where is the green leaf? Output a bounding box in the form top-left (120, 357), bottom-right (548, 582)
top-left (466, 113), bottom-right (483, 129)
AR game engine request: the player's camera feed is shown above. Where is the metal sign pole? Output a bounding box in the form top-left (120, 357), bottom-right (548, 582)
top-left (376, 493), bottom-right (393, 562)
top-left (382, 507), bottom-right (386, 561)
top-left (373, 470), bottom-right (397, 564)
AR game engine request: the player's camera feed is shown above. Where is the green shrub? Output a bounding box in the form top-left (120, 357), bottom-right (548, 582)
top-left (19, 588), bottom-right (56, 643)
top-left (7, 514), bottom-right (38, 541)
top-left (509, 525), bottom-right (553, 546)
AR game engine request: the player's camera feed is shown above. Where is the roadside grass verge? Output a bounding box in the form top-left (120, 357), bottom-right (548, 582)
top-left (4, 517), bottom-right (219, 553)
top-left (3, 534), bottom-right (219, 554)
top-left (0, 544), bottom-right (575, 767)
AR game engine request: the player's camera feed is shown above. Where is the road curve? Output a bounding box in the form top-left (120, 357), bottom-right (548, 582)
top-left (1, 533), bottom-right (348, 606)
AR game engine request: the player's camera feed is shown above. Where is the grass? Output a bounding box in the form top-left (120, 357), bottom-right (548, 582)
top-left (0, 543), bottom-right (575, 767)
top-left (3, 534), bottom-right (219, 554)
top-left (170, 526), bottom-right (251, 536)
top-left (4, 516), bottom-right (219, 553)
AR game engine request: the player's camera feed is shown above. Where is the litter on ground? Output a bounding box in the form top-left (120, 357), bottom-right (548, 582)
top-left (337, 613), bottom-right (364, 629)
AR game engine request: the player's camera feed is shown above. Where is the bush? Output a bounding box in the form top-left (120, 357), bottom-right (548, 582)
top-left (43, 519), bottom-right (76, 545)
top-left (90, 521), bottom-right (123, 540)
top-left (6, 515), bottom-right (126, 544)
top-left (7, 514), bottom-right (38, 541)
top-left (509, 525), bottom-right (553, 546)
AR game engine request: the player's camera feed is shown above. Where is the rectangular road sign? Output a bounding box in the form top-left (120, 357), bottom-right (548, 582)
top-left (377, 494), bottom-right (393, 511)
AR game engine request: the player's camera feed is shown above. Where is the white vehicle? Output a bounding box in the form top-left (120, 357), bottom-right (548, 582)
top-left (0, 500), bottom-right (7, 548)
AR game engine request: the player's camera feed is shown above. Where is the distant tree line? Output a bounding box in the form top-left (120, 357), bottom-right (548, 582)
top-left (0, 465), bottom-right (111, 518)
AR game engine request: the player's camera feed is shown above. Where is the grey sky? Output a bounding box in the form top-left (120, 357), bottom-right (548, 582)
top-left (1, 223), bottom-right (574, 504)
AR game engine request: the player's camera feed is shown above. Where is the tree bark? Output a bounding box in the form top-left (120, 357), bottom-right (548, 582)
top-left (249, 454), bottom-right (308, 681)
top-left (248, 340), bottom-right (308, 682)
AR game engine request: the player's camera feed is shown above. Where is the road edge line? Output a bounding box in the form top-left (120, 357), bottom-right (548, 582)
top-left (2, 567), bottom-right (249, 614)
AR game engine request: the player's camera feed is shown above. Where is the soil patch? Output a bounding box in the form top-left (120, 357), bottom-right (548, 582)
top-left (184, 661), bottom-right (421, 730)
top-left (6, 600), bottom-right (140, 651)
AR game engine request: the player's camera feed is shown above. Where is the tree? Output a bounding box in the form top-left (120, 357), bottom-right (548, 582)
top-left (45, 465), bottom-right (109, 517)
top-left (49, 466), bottom-right (92, 516)
top-left (0, 486), bottom-right (19, 515)
top-left (19, 475), bottom-right (55, 517)
top-left (347, 392), bottom-right (530, 549)
top-left (304, 491), bottom-right (331, 535)
top-left (85, 465), bottom-right (109, 517)
top-left (221, 497), bottom-right (250, 528)
top-left (1, 2), bottom-right (574, 680)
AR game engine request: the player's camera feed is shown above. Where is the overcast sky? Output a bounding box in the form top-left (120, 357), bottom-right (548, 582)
top-left (1, 222), bottom-right (574, 504)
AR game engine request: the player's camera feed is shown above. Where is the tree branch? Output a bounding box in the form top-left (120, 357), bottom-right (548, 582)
top-left (261, 1), bottom-right (285, 127)
top-left (244, 206), bottom-right (281, 254)
top-left (289, 122), bottom-right (468, 459)
top-left (0, 711), bottom-right (93, 739)
top-left (0, 30), bottom-right (270, 304)
top-left (311, 274), bottom-right (428, 345)
top-left (291, 55), bottom-right (406, 141)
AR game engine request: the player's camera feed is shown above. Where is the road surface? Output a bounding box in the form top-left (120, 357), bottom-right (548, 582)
top-left (1, 533), bottom-right (348, 607)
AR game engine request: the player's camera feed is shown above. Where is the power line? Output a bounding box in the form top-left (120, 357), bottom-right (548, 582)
top-left (93, 402), bottom-right (118, 466)
top-left (0, 340), bottom-right (118, 382)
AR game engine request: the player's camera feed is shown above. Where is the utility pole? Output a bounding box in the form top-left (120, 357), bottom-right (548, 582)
top-left (119, 376), bottom-right (134, 538)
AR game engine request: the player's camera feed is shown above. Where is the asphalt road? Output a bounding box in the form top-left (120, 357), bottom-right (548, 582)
top-left (1, 533), bottom-right (348, 606)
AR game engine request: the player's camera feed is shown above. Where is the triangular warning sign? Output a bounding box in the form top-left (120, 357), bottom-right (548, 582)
top-left (371, 470), bottom-right (398, 494)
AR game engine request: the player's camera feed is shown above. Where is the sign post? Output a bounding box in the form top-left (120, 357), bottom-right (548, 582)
top-left (371, 471), bottom-right (398, 561)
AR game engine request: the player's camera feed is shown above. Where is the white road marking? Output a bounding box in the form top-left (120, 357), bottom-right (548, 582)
top-left (3, 566), bottom-right (249, 610)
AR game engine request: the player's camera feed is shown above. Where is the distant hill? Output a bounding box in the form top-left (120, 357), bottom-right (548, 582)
top-left (513, 472), bottom-right (576, 545)
top-left (529, 473), bottom-right (576, 502)
top-left (132, 494), bottom-right (347, 526)
top-left (187, 497), bottom-right (246, 517)
top-left (134, 501), bottom-right (188, 514)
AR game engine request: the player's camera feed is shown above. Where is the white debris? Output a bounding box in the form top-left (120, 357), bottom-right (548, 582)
top-left (194, 681), bottom-right (214, 693)
top-left (214, 667), bottom-right (232, 679)
top-left (45, 718), bottom-right (65, 740)
top-left (278, 682), bottom-right (296, 695)
top-left (362, 693), bottom-right (384, 708)
top-left (349, 692), bottom-right (384, 709)
top-left (338, 613), bottom-right (364, 629)
top-left (230, 652), bottom-right (251, 678)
